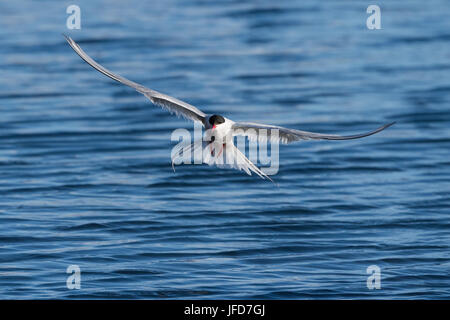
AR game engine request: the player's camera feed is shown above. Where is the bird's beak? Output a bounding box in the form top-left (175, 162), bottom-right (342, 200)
top-left (213, 125), bottom-right (216, 129)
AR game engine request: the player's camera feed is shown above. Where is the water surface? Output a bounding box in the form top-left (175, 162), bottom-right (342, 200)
top-left (0, 0), bottom-right (449, 299)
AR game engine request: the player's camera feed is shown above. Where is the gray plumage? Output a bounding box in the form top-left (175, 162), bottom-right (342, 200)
top-left (232, 121), bottom-right (395, 144)
top-left (64, 35), bottom-right (206, 124)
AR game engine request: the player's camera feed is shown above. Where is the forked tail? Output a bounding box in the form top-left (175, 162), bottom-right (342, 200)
top-left (171, 140), bottom-right (275, 183)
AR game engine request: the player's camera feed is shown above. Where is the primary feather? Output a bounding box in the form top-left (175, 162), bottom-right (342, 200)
top-left (64, 35), bottom-right (206, 124)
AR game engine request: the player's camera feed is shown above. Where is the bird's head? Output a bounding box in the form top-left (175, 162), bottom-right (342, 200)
top-left (208, 114), bottom-right (225, 129)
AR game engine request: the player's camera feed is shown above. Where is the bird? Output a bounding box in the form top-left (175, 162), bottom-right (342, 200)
top-left (64, 35), bottom-right (395, 182)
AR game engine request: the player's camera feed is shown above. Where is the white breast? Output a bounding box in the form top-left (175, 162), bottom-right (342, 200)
top-left (205, 117), bottom-right (234, 143)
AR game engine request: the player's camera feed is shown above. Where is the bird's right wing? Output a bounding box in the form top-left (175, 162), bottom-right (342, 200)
top-left (232, 121), bottom-right (395, 144)
top-left (64, 35), bottom-right (206, 125)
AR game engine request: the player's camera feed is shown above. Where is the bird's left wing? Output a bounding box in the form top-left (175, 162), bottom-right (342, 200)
top-left (232, 121), bottom-right (395, 144)
top-left (64, 35), bottom-right (206, 125)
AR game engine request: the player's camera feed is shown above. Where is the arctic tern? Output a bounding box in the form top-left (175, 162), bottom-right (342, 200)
top-left (64, 35), bottom-right (394, 181)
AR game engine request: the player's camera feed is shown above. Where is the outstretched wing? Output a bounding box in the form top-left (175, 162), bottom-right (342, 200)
top-left (64, 35), bottom-right (206, 124)
top-left (232, 121), bottom-right (395, 144)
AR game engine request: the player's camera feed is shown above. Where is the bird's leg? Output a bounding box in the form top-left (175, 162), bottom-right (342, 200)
top-left (209, 135), bottom-right (216, 156)
top-left (217, 143), bottom-right (225, 158)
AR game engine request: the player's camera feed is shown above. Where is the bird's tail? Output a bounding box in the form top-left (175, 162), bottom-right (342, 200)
top-left (171, 140), bottom-right (274, 182)
top-left (212, 142), bottom-right (274, 183)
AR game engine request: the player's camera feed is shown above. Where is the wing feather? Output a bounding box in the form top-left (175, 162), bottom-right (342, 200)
top-left (64, 35), bottom-right (206, 124)
top-left (232, 121), bottom-right (395, 144)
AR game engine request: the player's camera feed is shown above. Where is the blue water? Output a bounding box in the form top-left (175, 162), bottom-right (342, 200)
top-left (0, 0), bottom-right (449, 299)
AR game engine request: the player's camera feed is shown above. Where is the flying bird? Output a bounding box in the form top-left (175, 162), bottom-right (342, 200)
top-left (64, 35), bottom-right (394, 181)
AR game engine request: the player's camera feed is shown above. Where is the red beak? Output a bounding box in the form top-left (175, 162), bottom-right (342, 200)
top-left (213, 125), bottom-right (216, 129)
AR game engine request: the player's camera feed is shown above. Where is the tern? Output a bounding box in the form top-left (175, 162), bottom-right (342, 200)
top-left (64, 35), bottom-right (394, 181)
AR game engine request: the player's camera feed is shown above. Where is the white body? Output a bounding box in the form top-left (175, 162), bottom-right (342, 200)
top-left (204, 115), bottom-right (234, 143)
